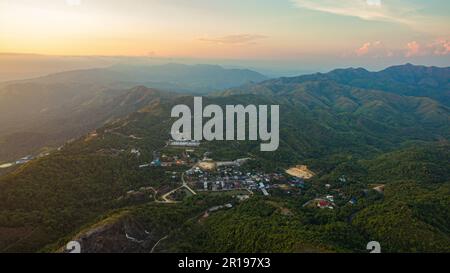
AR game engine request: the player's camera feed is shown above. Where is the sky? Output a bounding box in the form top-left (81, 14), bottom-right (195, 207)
top-left (0, 0), bottom-right (449, 73)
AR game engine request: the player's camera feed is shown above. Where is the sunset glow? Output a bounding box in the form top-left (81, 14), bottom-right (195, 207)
top-left (0, 0), bottom-right (449, 69)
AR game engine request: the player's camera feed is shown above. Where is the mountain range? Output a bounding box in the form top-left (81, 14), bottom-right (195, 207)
top-left (0, 64), bottom-right (266, 162)
top-left (223, 63), bottom-right (450, 105)
top-left (0, 63), bottom-right (448, 253)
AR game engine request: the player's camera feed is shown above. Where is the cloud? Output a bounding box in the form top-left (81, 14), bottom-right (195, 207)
top-left (199, 34), bottom-right (267, 45)
top-left (355, 41), bottom-right (393, 57)
top-left (290, 0), bottom-right (414, 25)
top-left (405, 41), bottom-right (421, 57)
top-left (405, 39), bottom-right (450, 57)
top-left (353, 39), bottom-right (450, 58)
top-left (429, 39), bottom-right (450, 56)
top-left (356, 42), bottom-right (373, 56)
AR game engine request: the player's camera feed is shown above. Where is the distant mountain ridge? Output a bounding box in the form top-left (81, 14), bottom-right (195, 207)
top-left (3, 63), bottom-right (267, 94)
top-left (0, 63), bottom-right (448, 163)
top-left (258, 64), bottom-right (450, 105)
top-left (0, 63), bottom-right (266, 161)
top-left (0, 85), bottom-right (177, 161)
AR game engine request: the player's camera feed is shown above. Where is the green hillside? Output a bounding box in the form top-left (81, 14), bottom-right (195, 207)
top-left (0, 66), bottom-right (449, 253)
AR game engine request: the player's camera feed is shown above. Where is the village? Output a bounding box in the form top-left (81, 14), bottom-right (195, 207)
top-left (130, 138), bottom-right (319, 204)
top-left (129, 138), bottom-right (386, 211)
top-left (1, 130), bottom-right (383, 214)
top-left (80, 130), bottom-right (384, 210)
top-left (89, 125), bottom-right (356, 209)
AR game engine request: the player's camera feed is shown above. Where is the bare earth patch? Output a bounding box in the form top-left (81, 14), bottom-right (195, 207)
top-left (286, 165), bottom-right (315, 179)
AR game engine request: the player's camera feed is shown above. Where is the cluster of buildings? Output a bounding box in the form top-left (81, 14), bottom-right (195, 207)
top-left (168, 133), bottom-right (201, 147)
top-left (133, 143), bottom-right (314, 201)
top-left (186, 164), bottom-right (294, 196)
top-left (139, 150), bottom-right (197, 168)
top-left (301, 175), bottom-right (364, 210)
top-left (168, 137), bottom-right (201, 147)
top-left (303, 196), bottom-right (336, 210)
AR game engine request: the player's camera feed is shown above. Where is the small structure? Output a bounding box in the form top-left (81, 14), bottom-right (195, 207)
top-left (130, 148), bottom-right (141, 157)
top-left (236, 195), bottom-right (250, 202)
top-left (15, 155), bottom-right (33, 165)
top-left (151, 159), bottom-right (161, 167)
top-left (326, 195), bottom-right (334, 202)
top-left (0, 163), bottom-right (14, 169)
top-left (169, 139), bottom-right (200, 147)
top-left (317, 200), bottom-right (333, 209)
top-left (339, 175), bottom-right (347, 183)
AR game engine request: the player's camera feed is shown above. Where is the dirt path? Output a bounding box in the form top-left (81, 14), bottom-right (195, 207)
top-left (151, 235), bottom-right (168, 253)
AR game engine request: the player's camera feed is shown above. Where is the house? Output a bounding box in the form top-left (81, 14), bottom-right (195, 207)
top-left (317, 199), bottom-right (334, 209)
top-left (15, 155), bottom-right (33, 165)
top-left (129, 135), bottom-right (141, 140)
top-left (15, 159), bottom-right (28, 165)
top-left (208, 206), bottom-right (222, 212)
top-left (151, 159), bottom-right (161, 167)
top-left (326, 195), bottom-right (334, 202)
top-left (236, 195), bottom-right (250, 202)
top-left (130, 148), bottom-right (141, 157)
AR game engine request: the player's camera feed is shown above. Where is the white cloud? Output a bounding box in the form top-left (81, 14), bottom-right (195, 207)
top-left (405, 41), bottom-right (421, 57)
top-left (404, 39), bottom-right (450, 57)
top-left (354, 39), bottom-right (450, 58)
top-left (290, 0), bottom-right (414, 25)
top-left (199, 34), bottom-right (267, 45)
top-left (355, 41), bottom-right (393, 57)
top-left (429, 39), bottom-right (450, 56)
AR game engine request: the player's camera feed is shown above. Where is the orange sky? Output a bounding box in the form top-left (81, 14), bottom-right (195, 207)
top-left (0, 0), bottom-right (449, 65)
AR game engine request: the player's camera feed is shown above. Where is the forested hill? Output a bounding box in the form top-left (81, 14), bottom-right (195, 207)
top-left (0, 64), bottom-right (448, 253)
top-left (222, 64), bottom-right (450, 106)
